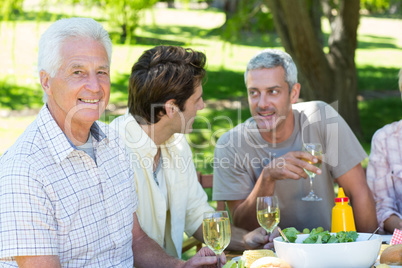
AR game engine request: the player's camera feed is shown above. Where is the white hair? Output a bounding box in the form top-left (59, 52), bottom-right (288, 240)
top-left (38, 17), bottom-right (112, 103)
top-left (244, 49), bottom-right (298, 91)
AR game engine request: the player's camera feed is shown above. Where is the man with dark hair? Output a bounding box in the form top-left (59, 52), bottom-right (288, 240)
top-left (110, 45), bottom-right (273, 259)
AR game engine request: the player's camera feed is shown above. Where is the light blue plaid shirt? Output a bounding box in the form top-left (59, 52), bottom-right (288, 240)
top-left (0, 105), bottom-right (137, 267)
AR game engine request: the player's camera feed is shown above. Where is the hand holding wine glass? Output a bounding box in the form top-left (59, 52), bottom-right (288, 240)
top-left (256, 196), bottom-right (280, 237)
top-left (301, 143), bottom-right (323, 201)
top-left (203, 211), bottom-right (231, 268)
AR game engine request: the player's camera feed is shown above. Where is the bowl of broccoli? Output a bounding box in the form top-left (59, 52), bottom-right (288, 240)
top-left (273, 227), bottom-right (382, 268)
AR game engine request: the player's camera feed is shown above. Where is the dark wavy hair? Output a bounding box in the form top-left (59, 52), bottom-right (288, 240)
top-left (128, 45), bottom-right (207, 124)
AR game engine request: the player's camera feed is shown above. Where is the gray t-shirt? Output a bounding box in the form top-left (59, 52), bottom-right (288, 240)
top-left (213, 101), bottom-right (367, 231)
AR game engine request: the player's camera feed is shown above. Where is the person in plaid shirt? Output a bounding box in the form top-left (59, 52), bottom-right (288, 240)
top-left (0, 17), bottom-right (224, 268)
top-left (367, 69), bottom-right (402, 234)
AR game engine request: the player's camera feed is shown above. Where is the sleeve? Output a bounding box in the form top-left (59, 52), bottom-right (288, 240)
top-left (321, 102), bottom-right (367, 178)
top-left (0, 159), bottom-right (58, 260)
top-left (367, 128), bottom-right (401, 232)
top-left (182, 140), bottom-right (213, 237)
top-left (212, 131), bottom-right (256, 201)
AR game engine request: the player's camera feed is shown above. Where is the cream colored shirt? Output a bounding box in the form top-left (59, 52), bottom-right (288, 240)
top-left (110, 113), bottom-right (213, 258)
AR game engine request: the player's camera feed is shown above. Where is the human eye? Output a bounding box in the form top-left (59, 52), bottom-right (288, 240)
top-left (248, 89), bottom-right (259, 97)
top-left (98, 70), bottom-right (109, 75)
top-left (269, 89), bottom-right (279, 95)
top-left (73, 70), bottom-right (83, 75)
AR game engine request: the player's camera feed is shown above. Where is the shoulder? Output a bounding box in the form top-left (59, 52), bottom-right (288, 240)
top-left (372, 120), bottom-right (402, 142)
top-left (1, 120), bottom-right (46, 168)
top-left (0, 154), bottom-right (41, 186)
top-left (167, 133), bottom-right (192, 153)
top-left (293, 100), bottom-right (335, 115)
top-left (216, 117), bottom-right (255, 146)
top-left (109, 113), bottom-right (132, 135)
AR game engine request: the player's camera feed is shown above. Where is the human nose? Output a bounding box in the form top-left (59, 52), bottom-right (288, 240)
top-left (84, 72), bottom-right (101, 92)
top-left (257, 93), bottom-right (270, 109)
top-left (199, 99), bottom-right (205, 110)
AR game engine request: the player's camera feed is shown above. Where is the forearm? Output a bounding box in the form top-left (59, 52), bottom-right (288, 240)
top-left (351, 188), bottom-right (378, 232)
top-left (384, 215), bottom-right (402, 234)
top-left (132, 213), bottom-right (184, 268)
top-left (133, 232), bottom-right (184, 268)
top-left (15, 256), bottom-right (61, 268)
top-left (226, 225), bottom-right (248, 251)
top-left (231, 173), bottom-right (276, 231)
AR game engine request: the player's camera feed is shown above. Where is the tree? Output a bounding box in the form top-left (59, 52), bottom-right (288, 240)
top-left (220, 0), bottom-right (275, 41)
top-left (265, 0), bottom-right (362, 136)
top-left (99, 0), bottom-right (158, 43)
top-left (0, 0), bottom-right (24, 21)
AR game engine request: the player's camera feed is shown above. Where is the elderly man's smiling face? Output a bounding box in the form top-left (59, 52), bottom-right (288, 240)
top-left (42, 37), bottom-right (110, 133)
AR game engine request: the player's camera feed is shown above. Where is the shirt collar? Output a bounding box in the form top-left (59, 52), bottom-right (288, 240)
top-left (120, 111), bottom-right (181, 158)
top-left (37, 104), bottom-right (107, 163)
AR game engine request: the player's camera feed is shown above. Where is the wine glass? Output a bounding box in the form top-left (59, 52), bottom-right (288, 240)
top-left (301, 143), bottom-right (323, 201)
top-left (203, 211), bottom-right (231, 268)
top-left (256, 196), bottom-right (280, 236)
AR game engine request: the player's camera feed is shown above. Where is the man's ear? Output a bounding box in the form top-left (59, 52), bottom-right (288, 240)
top-left (165, 99), bottom-right (177, 118)
top-left (290, 83), bottom-right (301, 104)
top-left (40, 70), bottom-right (52, 96)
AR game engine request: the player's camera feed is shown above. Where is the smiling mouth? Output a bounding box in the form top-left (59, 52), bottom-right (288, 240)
top-left (257, 111), bottom-right (275, 117)
top-left (79, 99), bottom-right (100, 103)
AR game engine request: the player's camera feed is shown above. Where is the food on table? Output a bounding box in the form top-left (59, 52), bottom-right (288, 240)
top-left (250, 257), bottom-right (291, 268)
top-left (376, 264), bottom-right (391, 268)
top-left (380, 244), bottom-right (402, 265)
top-left (379, 244), bottom-right (391, 257)
top-left (281, 227), bottom-right (300, 243)
top-left (242, 249), bottom-right (275, 267)
top-left (222, 260), bottom-right (237, 268)
top-left (281, 227), bottom-right (359, 244)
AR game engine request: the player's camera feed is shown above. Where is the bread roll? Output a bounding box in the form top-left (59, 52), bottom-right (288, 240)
top-left (380, 244), bottom-right (402, 265)
top-left (250, 257), bottom-right (291, 268)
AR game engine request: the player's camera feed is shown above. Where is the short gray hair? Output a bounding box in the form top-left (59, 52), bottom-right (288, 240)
top-left (38, 17), bottom-right (112, 103)
top-left (244, 49), bottom-right (298, 90)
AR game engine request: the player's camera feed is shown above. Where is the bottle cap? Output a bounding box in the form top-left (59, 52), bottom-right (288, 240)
top-left (335, 187), bottom-right (349, 202)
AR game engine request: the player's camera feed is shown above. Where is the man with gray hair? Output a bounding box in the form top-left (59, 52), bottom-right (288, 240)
top-left (0, 17), bottom-right (223, 267)
top-left (213, 49), bottom-right (377, 233)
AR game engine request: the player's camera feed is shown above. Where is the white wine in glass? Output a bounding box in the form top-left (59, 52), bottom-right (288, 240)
top-left (256, 196), bottom-right (280, 235)
top-left (301, 143), bottom-right (323, 201)
top-left (203, 211), bottom-right (231, 268)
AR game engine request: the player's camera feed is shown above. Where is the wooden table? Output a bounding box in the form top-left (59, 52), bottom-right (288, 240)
top-left (224, 250), bottom-right (243, 261)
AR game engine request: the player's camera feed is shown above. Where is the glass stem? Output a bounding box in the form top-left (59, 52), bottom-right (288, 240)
top-left (217, 253), bottom-right (221, 268)
top-left (309, 176), bottom-right (313, 193)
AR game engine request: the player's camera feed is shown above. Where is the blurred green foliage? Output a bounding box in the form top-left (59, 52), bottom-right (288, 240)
top-left (0, 0), bottom-right (24, 21)
top-left (361, 0), bottom-right (391, 13)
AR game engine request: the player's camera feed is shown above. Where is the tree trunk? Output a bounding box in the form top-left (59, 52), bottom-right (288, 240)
top-left (223, 0), bottom-right (241, 21)
top-left (265, 0), bottom-right (362, 136)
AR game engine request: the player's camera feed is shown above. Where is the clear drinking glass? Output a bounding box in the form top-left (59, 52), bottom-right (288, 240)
top-left (256, 196), bottom-right (280, 236)
top-left (301, 143), bottom-right (323, 201)
top-left (203, 211), bottom-right (231, 268)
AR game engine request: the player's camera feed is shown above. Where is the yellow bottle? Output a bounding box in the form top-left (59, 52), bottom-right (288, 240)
top-left (331, 187), bottom-right (356, 232)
